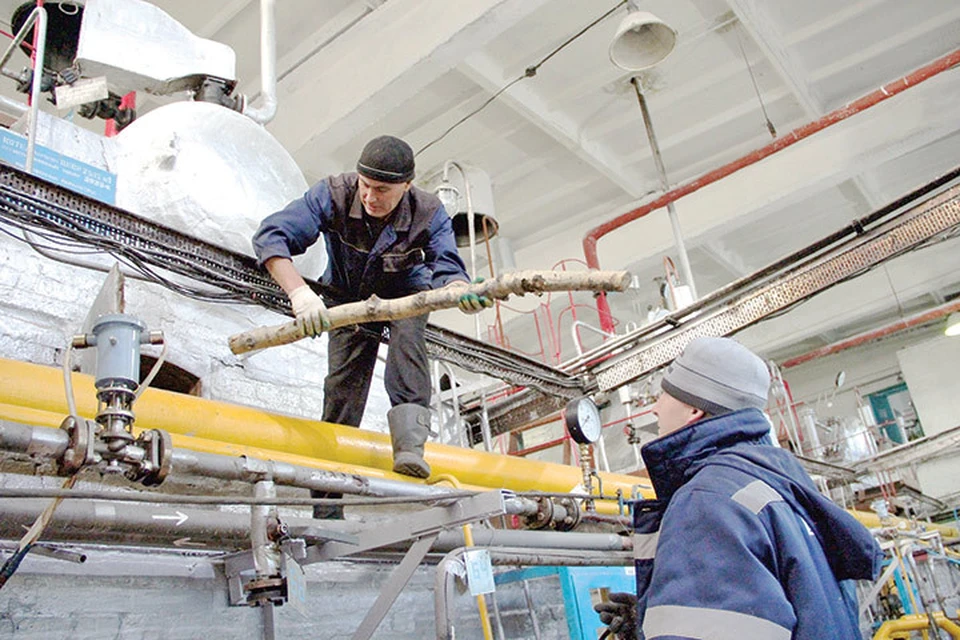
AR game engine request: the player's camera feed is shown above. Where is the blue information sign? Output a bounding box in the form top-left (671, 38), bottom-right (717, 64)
top-left (0, 128), bottom-right (117, 204)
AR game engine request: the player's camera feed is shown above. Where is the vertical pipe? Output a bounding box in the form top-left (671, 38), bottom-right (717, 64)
top-left (243, 0), bottom-right (278, 124)
top-left (25, 6), bottom-right (47, 173)
top-left (251, 479), bottom-right (280, 579)
top-left (521, 580), bottom-right (543, 640)
top-left (631, 77), bottom-right (697, 299)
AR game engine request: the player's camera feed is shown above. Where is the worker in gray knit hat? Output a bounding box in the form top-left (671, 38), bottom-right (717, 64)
top-left (655, 335), bottom-right (770, 436)
top-left (595, 335), bottom-right (881, 640)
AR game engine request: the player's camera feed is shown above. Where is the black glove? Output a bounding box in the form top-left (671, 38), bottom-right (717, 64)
top-left (594, 591), bottom-right (638, 639)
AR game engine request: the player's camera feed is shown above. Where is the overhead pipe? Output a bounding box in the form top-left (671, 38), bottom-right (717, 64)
top-left (584, 48), bottom-right (960, 334)
top-left (242, 0), bottom-right (278, 124)
top-left (781, 299), bottom-right (960, 369)
top-left (0, 358), bottom-right (655, 511)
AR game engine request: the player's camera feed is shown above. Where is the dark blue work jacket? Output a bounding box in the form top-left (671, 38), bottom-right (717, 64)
top-left (253, 173), bottom-right (468, 303)
top-left (632, 408), bottom-right (883, 639)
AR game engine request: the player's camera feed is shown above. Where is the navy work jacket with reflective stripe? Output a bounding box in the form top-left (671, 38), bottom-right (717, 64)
top-left (632, 408), bottom-right (882, 640)
top-left (253, 172), bottom-right (469, 303)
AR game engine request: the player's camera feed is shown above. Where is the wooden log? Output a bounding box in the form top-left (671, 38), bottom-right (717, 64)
top-left (228, 270), bottom-right (631, 355)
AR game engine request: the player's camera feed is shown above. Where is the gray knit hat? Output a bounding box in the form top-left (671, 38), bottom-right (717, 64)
top-left (356, 135), bottom-right (415, 183)
top-left (660, 336), bottom-right (770, 415)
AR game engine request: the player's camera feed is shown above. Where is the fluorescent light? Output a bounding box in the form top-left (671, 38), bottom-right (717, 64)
top-left (945, 312), bottom-right (960, 337)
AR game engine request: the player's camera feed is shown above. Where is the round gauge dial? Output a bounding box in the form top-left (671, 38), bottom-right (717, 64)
top-left (564, 397), bottom-right (602, 444)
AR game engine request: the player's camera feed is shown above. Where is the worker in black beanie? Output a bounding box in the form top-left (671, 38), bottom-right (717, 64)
top-left (253, 135), bottom-right (491, 517)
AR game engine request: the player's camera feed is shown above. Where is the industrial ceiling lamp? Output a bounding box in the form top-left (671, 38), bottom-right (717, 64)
top-left (609, 1), bottom-right (677, 71)
top-left (945, 312), bottom-right (960, 337)
top-left (434, 180), bottom-right (460, 219)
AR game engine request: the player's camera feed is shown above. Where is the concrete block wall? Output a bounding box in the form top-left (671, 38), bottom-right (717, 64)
top-left (0, 548), bottom-right (572, 639)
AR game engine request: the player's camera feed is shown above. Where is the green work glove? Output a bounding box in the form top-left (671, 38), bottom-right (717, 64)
top-left (454, 277), bottom-right (493, 314)
top-left (289, 285), bottom-right (331, 336)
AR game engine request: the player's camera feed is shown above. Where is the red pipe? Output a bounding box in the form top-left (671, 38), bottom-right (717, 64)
top-left (781, 299), bottom-right (960, 369)
top-left (584, 48), bottom-right (960, 333)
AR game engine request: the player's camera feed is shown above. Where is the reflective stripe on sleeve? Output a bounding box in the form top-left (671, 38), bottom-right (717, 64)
top-left (632, 531), bottom-right (659, 560)
top-left (730, 479), bottom-right (783, 515)
top-left (643, 604), bottom-right (791, 639)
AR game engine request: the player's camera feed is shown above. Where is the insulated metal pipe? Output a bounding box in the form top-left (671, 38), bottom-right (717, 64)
top-left (242, 0), bottom-right (278, 124)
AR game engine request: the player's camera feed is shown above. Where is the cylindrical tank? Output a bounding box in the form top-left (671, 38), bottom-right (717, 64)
top-left (113, 101), bottom-right (324, 278)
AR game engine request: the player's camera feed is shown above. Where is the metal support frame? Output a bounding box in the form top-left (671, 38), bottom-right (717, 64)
top-left (305, 490), bottom-right (510, 563)
top-left (351, 534), bottom-right (439, 640)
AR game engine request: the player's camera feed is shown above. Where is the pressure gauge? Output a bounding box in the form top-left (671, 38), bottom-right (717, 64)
top-left (564, 397), bottom-right (603, 445)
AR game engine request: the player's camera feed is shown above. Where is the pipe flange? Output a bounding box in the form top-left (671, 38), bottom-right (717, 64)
top-left (58, 415), bottom-right (96, 475)
top-left (243, 576), bottom-right (285, 607)
top-left (554, 497), bottom-right (582, 532)
top-left (135, 429), bottom-right (173, 487)
top-left (523, 496), bottom-right (554, 530)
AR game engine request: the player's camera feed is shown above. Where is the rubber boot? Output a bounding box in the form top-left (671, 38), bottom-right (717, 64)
top-left (388, 403), bottom-right (432, 478)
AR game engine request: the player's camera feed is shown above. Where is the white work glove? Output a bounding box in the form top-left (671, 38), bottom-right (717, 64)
top-left (448, 277), bottom-right (493, 315)
top-left (289, 285), bottom-right (331, 336)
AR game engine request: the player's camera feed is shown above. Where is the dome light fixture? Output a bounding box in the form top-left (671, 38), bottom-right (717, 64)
top-left (609, 3), bottom-right (677, 71)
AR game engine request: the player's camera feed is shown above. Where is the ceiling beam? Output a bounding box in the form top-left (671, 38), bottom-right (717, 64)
top-left (459, 53), bottom-right (649, 198)
top-left (701, 240), bottom-right (750, 279)
top-left (515, 70), bottom-right (960, 277)
top-left (726, 0), bottom-right (820, 116)
top-left (725, 0), bottom-right (893, 209)
top-left (238, 3), bottom-right (377, 98)
top-left (266, 0), bottom-right (548, 164)
top-left (196, 0), bottom-right (252, 39)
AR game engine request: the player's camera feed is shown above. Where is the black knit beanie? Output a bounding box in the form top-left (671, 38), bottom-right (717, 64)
top-left (356, 135), bottom-right (415, 183)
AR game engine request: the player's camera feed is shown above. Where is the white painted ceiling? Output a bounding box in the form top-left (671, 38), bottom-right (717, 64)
top-left (4, 0), bottom-right (960, 366)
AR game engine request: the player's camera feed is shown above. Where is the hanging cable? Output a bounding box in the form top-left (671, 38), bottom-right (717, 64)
top-left (415, 1), bottom-right (627, 157)
top-left (734, 22), bottom-right (777, 139)
top-left (0, 474), bottom-right (78, 590)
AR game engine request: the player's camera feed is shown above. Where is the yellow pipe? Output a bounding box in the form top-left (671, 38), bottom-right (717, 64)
top-left (0, 358), bottom-right (653, 513)
top-left (852, 510), bottom-right (960, 541)
top-left (0, 402), bottom-right (496, 492)
top-left (873, 613), bottom-right (960, 640)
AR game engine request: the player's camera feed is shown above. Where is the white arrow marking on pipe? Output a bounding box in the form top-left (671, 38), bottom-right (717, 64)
top-left (152, 511), bottom-right (188, 526)
top-left (173, 537), bottom-right (205, 548)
